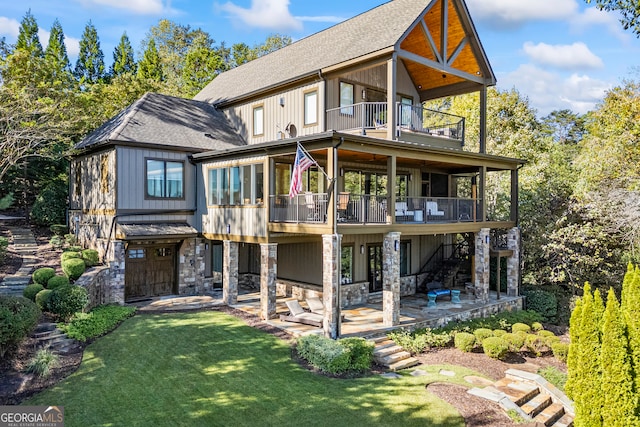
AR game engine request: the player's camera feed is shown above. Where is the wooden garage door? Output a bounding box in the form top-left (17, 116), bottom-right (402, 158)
top-left (125, 244), bottom-right (176, 301)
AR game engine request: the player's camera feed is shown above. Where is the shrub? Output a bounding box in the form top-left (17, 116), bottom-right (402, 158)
top-left (454, 332), bottom-right (476, 352)
top-left (537, 330), bottom-right (556, 338)
top-left (0, 296), bottom-right (41, 358)
top-left (49, 224), bottom-right (68, 236)
top-left (502, 333), bottom-right (525, 352)
top-left (522, 288), bottom-right (558, 322)
top-left (339, 337), bottom-right (374, 372)
top-left (49, 236), bottom-right (64, 249)
top-left (61, 251), bottom-right (81, 262)
top-left (493, 329), bottom-right (507, 337)
top-left (64, 246), bottom-right (83, 253)
top-left (482, 337), bottom-right (509, 359)
top-left (538, 366), bottom-right (567, 391)
top-left (435, 310), bottom-right (543, 335)
top-left (82, 249), bottom-right (99, 267)
top-left (47, 275), bottom-right (70, 290)
top-left (388, 329), bottom-right (451, 354)
top-left (64, 234), bottom-right (79, 246)
top-left (473, 328), bottom-right (494, 342)
top-left (511, 323), bottom-right (531, 334)
top-left (30, 178), bottom-right (67, 226)
top-left (32, 267), bottom-right (56, 286)
top-left (0, 237), bottom-right (8, 261)
top-left (0, 192), bottom-right (14, 210)
top-left (551, 342), bottom-right (569, 363)
top-left (48, 285), bottom-right (88, 321)
top-left (525, 334), bottom-right (547, 357)
top-left (35, 289), bottom-right (53, 311)
top-left (62, 258), bottom-right (86, 280)
top-left (297, 335), bottom-right (350, 374)
top-left (531, 322), bottom-right (544, 332)
top-left (59, 305), bottom-right (136, 342)
top-left (23, 284), bottom-right (44, 301)
top-left (25, 348), bottom-right (59, 377)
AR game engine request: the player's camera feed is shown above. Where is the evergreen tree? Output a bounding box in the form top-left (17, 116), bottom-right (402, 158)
top-left (137, 39), bottom-right (162, 82)
top-left (565, 296), bottom-right (583, 399)
top-left (44, 19), bottom-right (72, 84)
top-left (623, 266), bottom-right (640, 407)
top-left (601, 288), bottom-right (637, 426)
top-left (181, 34), bottom-right (225, 97)
top-left (74, 21), bottom-right (105, 85)
top-left (15, 10), bottom-right (43, 57)
top-left (110, 32), bottom-right (136, 77)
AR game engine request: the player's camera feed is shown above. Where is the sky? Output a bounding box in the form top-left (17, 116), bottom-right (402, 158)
top-left (0, 0), bottom-right (639, 116)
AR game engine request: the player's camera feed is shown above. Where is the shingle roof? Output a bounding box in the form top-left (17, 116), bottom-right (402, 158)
top-left (194, 0), bottom-right (430, 104)
top-left (75, 92), bottom-right (246, 152)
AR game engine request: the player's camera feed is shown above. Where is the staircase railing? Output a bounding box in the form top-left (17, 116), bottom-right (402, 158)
top-left (418, 241), bottom-right (470, 290)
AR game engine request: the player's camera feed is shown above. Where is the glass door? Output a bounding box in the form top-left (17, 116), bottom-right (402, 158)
top-left (368, 244), bottom-right (383, 292)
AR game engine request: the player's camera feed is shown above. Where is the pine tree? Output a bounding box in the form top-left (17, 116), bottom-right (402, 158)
top-left (74, 20), bottom-right (105, 85)
top-left (44, 19), bottom-right (72, 85)
top-left (110, 32), bottom-right (136, 77)
top-left (181, 34), bottom-right (225, 97)
top-left (565, 296), bottom-right (583, 399)
top-left (15, 10), bottom-right (43, 57)
top-left (137, 39), bottom-right (162, 82)
top-left (601, 288), bottom-right (637, 426)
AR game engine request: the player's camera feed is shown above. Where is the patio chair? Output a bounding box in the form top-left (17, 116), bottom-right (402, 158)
top-left (279, 299), bottom-right (323, 327)
top-left (306, 296), bottom-right (324, 315)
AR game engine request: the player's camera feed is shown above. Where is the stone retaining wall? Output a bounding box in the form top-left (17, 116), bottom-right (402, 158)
top-left (74, 266), bottom-right (112, 310)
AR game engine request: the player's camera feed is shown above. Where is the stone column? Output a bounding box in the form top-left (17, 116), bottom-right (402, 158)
top-left (475, 228), bottom-right (490, 303)
top-left (383, 232), bottom-right (401, 327)
top-left (178, 238), bottom-right (206, 295)
top-left (110, 241), bottom-right (126, 305)
top-left (260, 243), bottom-right (277, 320)
top-left (322, 234), bottom-right (341, 339)
top-left (223, 240), bottom-right (238, 305)
top-left (507, 227), bottom-right (521, 297)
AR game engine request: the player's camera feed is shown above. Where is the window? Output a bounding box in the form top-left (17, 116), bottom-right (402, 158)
top-left (400, 96), bottom-right (413, 127)
top-left (341, 246), bottom-right (353, 284)
top-left (207, 163), bottom-right (264, 206)
top-left (340, 82), bottom-right (354, 115)
top-left (128, 249), bottom-right (145, 259)
top-left (399, 241), bottom-right (410, 276)
top-left (253, 105), bottom-right (264, 136)
top-left (304, 90), bottom-right (318, 125)
top-left (146, 159), bottom-right (184, 199)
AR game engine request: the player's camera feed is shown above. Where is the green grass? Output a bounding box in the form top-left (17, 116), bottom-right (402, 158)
top-left (26, 311), bottom-right (465, 426)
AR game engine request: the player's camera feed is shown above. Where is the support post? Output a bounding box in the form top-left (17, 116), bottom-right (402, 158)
top-left (387, 53), bottom-right (397, 141)
top-left (260, 243), bottom-right (277, 320)
top-left (322, 234), bottom-right (341, 338)
top-left (475, 229), bottom-right (490, 303)
top-left (223, 240), bottom-right (238, 305)
top-left (507, 227), bottom-right (521, 297)
top-left (383, 232), bottom-right (401, 327)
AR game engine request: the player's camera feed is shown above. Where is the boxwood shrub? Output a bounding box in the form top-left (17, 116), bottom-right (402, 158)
top-left (47, 275), bottom-right (70, 290)
top-left (48, 285), bottom-right (89, 321)
top-left (32, 267), bottom-right (56, 286)
top-left (551, 341), bottom-right (569, 363)
top-left (493, 329), bottom-right (507, 337)
top-left (482, 337), bottom-right (509, 359)
top-left (23, 284), bottom-right (44, 301)
top-left (61, 251), bottom-right (81, 262)
top-left (49, 224), bottom-right (68, 236)
top-left (525, 334), bottom-right (546, 356)
top-left (473, 328), bottom-right (494, 342)
top-left (511, 323), bottom-right (531, 334)
top-left (502, 333), bottom-right (525, 352)
top-left (35, 289), bottom-right (53, 311)
top-left (0, 296), bottom-right (41, 358)
top-left (59, 305), bottom-right (136, 342)
top-left (454, 332), bottom-right (476, 352)
top-left (62, 258), bottom-right (86, 280)
top-left (81, 249), bottom-right (99, 267)
top-left (297, 335), bottom-right (350, 374)
top-left (338, 337), bottom-right (374, 372)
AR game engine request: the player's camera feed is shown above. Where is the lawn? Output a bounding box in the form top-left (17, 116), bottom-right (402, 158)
top-left (26, 311), bottom-right (467, 427)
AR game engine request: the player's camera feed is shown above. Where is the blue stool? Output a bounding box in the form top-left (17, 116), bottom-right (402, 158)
top-left (427, 293), bottom-right (437, 307)
top-left (451, 289), bottom-right (461, 304)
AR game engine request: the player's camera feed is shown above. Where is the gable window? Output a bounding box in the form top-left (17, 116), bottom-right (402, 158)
top-left (340, 82), bottom-right (354, 115)
top-left (253, 105), bottom-right (264, 136)
top-left (146, 159), bottom-right (184, 199)
top-left (304, 90), bottom-right (318, 125)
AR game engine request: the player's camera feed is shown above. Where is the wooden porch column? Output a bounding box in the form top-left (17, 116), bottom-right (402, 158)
top-left (474, 229), bottom-right (490, 303)
top-left (383, 231), bottom-right (401, 327)
top-left (223, 240), bottom-right (238, 305)
top-left (387, 53), bottom-right (397, 141)
top-left (322, 234), bottom-right (341, 339)
top-left (260, 243), bottom-right (277, 320)
top-left (327, 146), bottom-right (337, 227)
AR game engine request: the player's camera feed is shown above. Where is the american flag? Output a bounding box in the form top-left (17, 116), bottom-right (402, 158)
top-left (288, 145), bottom-right (315, 198)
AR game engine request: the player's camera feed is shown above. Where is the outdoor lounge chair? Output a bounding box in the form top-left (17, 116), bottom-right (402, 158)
top-left (306, 297), bottom-right (324, 315)
top-left (279, 299), bottom-right (323, 327)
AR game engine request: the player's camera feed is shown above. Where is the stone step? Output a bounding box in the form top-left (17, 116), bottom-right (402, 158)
top-left (552, 413), bottom-right (574, 427)
top-left (370, 336), bottom-right (391, 344)
top-left (386, 357), bottom-right (419, 372)
top-left (494, 378), bottom-right (540, 406)
top-left (521, 392), bottom-right (552, 418)
top-left (532, 402), bottom-right (565, 427)
top-left (377, 350), bottom-right (413, 366)
top-left (374, 344), bottom-right (404, 358)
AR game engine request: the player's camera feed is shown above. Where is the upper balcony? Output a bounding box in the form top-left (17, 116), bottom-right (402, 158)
top-left (326, 102), bottom-right (465, 147)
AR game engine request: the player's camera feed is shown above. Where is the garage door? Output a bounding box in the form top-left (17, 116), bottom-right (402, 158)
top-left (125, 244), bottom-right (177, 301)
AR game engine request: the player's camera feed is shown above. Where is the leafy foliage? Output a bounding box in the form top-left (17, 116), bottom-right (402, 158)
top-left (110, 32), bottom-right (136, 77)
top-left (296, 335), bottom-right (373, 375)
top-left (74, 21), bottom-right (105, 85)
top-left (0, 296), bottom-right (41, 358)
top-left (25, 348), bottom-right (59, 377)
top-left (23, 283), bottom-right (44, 301)
top-left (35, 289), bottom-right (53, 311)
top-left (0, 236), bottom-right (8, 261)
top-left (30, 176), bottom-right (68, 225)
top-left (48, 285), bottom-right (88, 320)
top-left (59, 304), bottom-right (136, 342)
top-left (82, 249), bottom-right (99, 267)
top-left (61, 258), bottom-right (86, 280)
top-left (585, 0), bottom-right (640, 36)
top-left (481, 337), bottom-right (509, 359)
top-left (47, 275), bottom-right (70, 290)
top-left (387, 328), bottom-right (451, 354)
top-left (453, 332), bottom-right (476, 352)
top-left (522, 288), bottom-right (558, 322)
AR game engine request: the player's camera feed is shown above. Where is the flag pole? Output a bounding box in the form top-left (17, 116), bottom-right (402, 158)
top-left (296, 142), bottom-right (333, 184)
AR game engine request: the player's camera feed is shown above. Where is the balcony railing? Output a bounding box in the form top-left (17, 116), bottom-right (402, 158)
top-left (325, 102), bottom-right (464, 142)
top-left (394, 197), bottom-right (481, 223)
top-left (269, 193), bottom-right (328, 223)
top-left (337, 194), bottom-right (387, 224)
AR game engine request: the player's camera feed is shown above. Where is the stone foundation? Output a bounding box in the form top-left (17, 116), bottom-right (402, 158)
top-left (75, 266), bottom-right (112, 309)
top-left (178, 237), bottom-right (205, 295)
top-left (341, 282), bottom-right (369, 307)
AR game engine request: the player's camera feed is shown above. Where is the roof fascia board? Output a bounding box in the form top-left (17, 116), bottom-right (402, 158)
top-left (398, 47), bottom-right (487, 84)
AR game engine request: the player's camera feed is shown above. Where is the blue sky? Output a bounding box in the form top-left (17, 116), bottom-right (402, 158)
top-left (1, 0), bottom-right (639, 116)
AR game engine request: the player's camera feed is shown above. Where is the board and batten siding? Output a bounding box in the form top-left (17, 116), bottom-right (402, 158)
top-left (116, 147), bottom-right (196, 211)
top-left (70, 150), bottom-right (116, 211)
top-left (223, 81), bottom-right (325, 144)
top-left (277, 241), bottom-right (323, 285)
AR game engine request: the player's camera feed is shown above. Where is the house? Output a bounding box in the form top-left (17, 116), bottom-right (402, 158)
top-left (69, 0), bottom-right (524, 338)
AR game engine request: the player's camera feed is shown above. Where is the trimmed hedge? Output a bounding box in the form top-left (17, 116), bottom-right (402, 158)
top-left (454, 332), bottom-right (476, 352)
top-left (59, 305), bottom-right (137, 342)
top-left (32, 267), bottom-right (56, 286)
top-left (337, 337), bottom-right (374, 372)
top-left (502, 333), bottom-right (525, 352)
top-left (35, 289), bottom-right (53, 311)
top-left (48, 285), bottom-right (89, 321)
top-left (81, 249), bottom-right (99, 267)
top-left (493, 329), bottom-right (507, 337)
top-left (48, 275), bottom-right (70, 290)
top-left (473, 328), bottom-right (494, 342)
top-left (0, 296), bottom-right (41, 358)
top-left (23, 284), bottom-right (44, 301)
top-left (296, 335), bottom-right (374, 374)
top-left (525, 334), bottom-right (546, 356)
top-left (61, 251), bottom-right (81, 262)
top-left (551, 342), bottom-right (569, 363)
top-left (62, 258), bottom-right (86, 280)
top-left (511, 323), bottom-right (531, 334)
top-left (482, 337), bottom-right (509, 359)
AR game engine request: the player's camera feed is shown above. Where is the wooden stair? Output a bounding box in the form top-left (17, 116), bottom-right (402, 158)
top-left (369, 336), bottom-right (420, 372)
top-left (469, 369), bottom-right (573, 427)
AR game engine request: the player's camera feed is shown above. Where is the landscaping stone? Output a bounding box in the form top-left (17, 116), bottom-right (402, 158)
top-left (380, 372), bottom-right (401, 379)
top-left (439, 369), bottom-right (456, 377)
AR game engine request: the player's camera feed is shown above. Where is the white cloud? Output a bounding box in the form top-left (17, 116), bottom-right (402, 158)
top-left (0, 17), bottom-right (20, 38)
top-left (498, 64), bottom-right (611, 115)
top-left (219, 0), bottom-right (303, 31)
top-left (37, 29), bottom-right (80, 57)
top-left (570, 7), bottom-right (630, 42)
top-left (523, 41), bottom-right (603, 70)
top-left (75, 0), bottom-right (169, 15)
top-left (466, 0), bottom-right (578, 28)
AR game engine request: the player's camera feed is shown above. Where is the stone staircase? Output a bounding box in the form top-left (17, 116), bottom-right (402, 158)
top-left (31, 323), bottom-right (82, 355)
top-left (469, 369), bottom-right (574, 427)
top-left (369, 336), bottom-right (420, 372)
top-left (0, 226), bottom-right (38, 297)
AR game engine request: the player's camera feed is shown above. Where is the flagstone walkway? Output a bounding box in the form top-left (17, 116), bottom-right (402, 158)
top-left (0, 222), bottom-right (38, 296)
